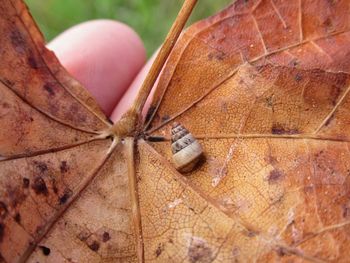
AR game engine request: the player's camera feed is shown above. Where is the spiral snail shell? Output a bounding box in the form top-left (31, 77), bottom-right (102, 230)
top-left (171, 122), bottom-right (203, 173)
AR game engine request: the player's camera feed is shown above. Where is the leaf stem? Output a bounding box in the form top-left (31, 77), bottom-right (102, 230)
top-left (125, 137), bottom-right (144, 262)
top-left (132, 0), bottom-right (198, 114)
top-left (110, 0), bottom-right (198, 137)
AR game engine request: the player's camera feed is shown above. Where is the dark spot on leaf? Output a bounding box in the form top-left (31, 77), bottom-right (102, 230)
top-left (44, 84), bottom-right (55, 96)
top-left (161, 115), bottom-right (170, 122)
top-left (208, 51), bottom-right (225, 61)
top-left (0, 223), bottom-right (4, 243)
top-left (342, 204), bottom-right (350, 218)
top-left (77, 230), bottom-right (90, 241)
top-left (39, 246), bottom-right (51, 256)
top-left (294, 73), bottom-right (303, 82)
top-left (34, 161), bottom-right (48, 173)
top-left (28, 55), bottom-right (38, 69)
top-left (277, 247), bottom-right (287, 257)
top-left (22, 178), bottom-right (30, 188)
top-left (52, 179), bottom-right (58, 194)
top-left (325, 113), bottom-right (335, 127)
top-left (59, 189), bottom-right (72, 205)
top-left (60, 161), bottom-right (68, 173)
top-left (265, 95), bottom-right (274, 108)
top-left (188, 237), bottom-right (213, 263)
top-left (14, 213), bottom-right (21, 223)
top-left (102, 232), bottom-right (110, 242)
top-left (155, 243), bottom-right (163, 257)
top-left (232, 247), bottom-right (240, 257)
top-left (32, 177), bottom-right (48, 195)
top-left (145, 105), bottom-right (157, 124)
top-left (243, 228), bottom-right (258, 238)
top-left (268, 169), bottom-right (284, 184)
top-left (323, 17), bottom-right (333, 28)
top-left (88, 241), bottom-right (100, 252)
top-left (271, 124), bottom-right (299, 135)
top-left (330, 84), bottom-right (341, 106)
top-left (1, 102), bottom-right (10, 109)
top-left (10, 30), bottom-right (25, 52)
top-left (0, 202), bottom-right (7, 219)
top-left (7, 187), bottom-right (26, 208)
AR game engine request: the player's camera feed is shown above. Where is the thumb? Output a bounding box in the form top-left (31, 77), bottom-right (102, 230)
top-left (48, 19), bottom-right (146, 116)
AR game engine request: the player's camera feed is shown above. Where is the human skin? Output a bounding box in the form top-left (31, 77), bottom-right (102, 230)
top-left (48, 19), bottom-right (155, 122)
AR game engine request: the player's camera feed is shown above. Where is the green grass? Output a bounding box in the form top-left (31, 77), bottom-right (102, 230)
top-left (25, 0), bottom-right (232, 56)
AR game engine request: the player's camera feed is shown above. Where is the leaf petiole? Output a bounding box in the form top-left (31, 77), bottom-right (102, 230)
top-left (108, 0), bottom-right (198, 138)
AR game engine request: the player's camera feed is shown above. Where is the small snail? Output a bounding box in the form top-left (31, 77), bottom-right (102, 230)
top-left (171, 122), bottom-right (203, 173)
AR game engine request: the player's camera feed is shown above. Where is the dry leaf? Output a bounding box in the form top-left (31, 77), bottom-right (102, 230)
top-left (1, 0), bottom-right (350, 262)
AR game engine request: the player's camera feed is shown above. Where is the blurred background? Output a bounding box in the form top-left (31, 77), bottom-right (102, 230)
top-left (25, 0), bottom-right (232, 56)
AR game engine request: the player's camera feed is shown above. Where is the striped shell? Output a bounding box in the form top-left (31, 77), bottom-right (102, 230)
top-left (171, 123), bottom-right (203, 173)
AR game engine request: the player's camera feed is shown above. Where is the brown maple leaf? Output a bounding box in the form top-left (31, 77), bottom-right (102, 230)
top-left (1, 0), bottom-right (350, 262)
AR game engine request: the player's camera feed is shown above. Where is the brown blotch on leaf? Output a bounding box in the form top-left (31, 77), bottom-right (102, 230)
top-left (277, 247), bottom-right (287, 257)
top-left (243, 228), bottom-right (258, 238)
top-left (77, 230), bottom-right (90, 241)
top-left (14, 213), bottom-right (21, 223)
top-left (294, 72), bottom-right (303, 82)
top-left (208, 51), bottom-right (225, 61)
top-left (34, 161), bottom-right (48, 173)
top-left (60, 161), bottom-right (69, 173)
top-left (7, 186), bottom-right (26, 208)
top-left (102, 232), bottom-right (110, 242)
top-left (0, 102), bottom-right (10, 109)
top-left (161, 115), bottom-right (170, 122)
top-left (22, 178), bottom-right (30, 188)
top-left (268, 169), bottom-right (284, 184)
top-left (39, 245), bottom-right (51, 256)
top-left (155, 243), bottom-right (164, 257)
top-left (271, 124), bottom-right (299, 135)
top-left (323, 17), bottom-right (333, 28)
top-left (52, 180), bottom-right (58, 194)
top-left (342, 204), bottom-right (350, 218)
top-left (27, 55), bottom-right (38, 69)
top-left (87, 241), bottom-right (100, 252)
top-left (59, 189), bottom-right (72, 205)
top-left (0, 202), bottom-right (7, 219)
top-left (43, 84), bottom-right (55, 96)
top-left (32, 177), bottom-right (48, 195)
top-left (10, 30), bottom-right (25, 50)
top-left (188, 237), bottom-right (213, 263)
top-left (265, 95), bottom-right (274, 108)
top-left (330, 84), bottom-right (342, 106)
top-left (289, 59), bottom-right (299, 67)
top-left (325, 113), bottom-right (335, 127)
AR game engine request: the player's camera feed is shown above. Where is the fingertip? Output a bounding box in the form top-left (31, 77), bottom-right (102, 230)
top-left (48, 19), bottom-right (146, 115)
